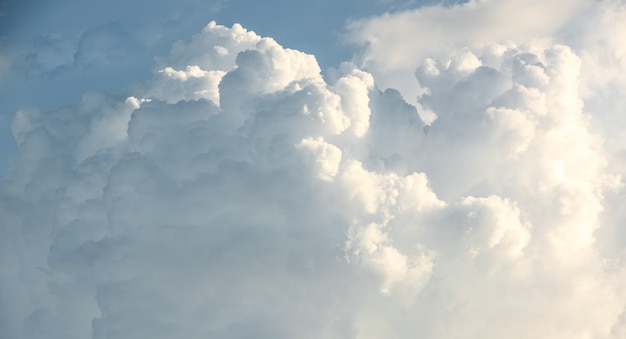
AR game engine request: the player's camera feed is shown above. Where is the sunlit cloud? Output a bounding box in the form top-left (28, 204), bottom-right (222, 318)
top-left (2, 1), bottom-right (626, 338)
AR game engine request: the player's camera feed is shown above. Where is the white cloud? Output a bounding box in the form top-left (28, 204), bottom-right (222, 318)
top-left (2, 5), bottom-right (626, 338)
top-left (296, 137), bottom-right (342, 181)
top-left (345, 0), bottom-right (591, 105)
top-left (1, 22), bottom-right (434, 338)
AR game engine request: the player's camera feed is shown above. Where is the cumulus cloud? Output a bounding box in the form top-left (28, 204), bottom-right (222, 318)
top-left (2, 5), bottom-right (626, 339)
top-left (344, 0), bottom-right (610, 107)
top-left (1, 21), bottom-right (425, 338)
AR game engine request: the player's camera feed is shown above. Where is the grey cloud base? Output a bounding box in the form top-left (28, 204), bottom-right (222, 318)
top-left (1, 21), bottom-right (626, 338)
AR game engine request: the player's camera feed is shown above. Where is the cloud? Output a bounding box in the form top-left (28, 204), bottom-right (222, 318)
top-left (1, 21), bottom-right (424, 338)
top-left (73, 22), bottom-right (145, 72)
top-left (2, 10), bottom-right (626, 339)
top-left (344, 0), bottom-right (593, 105)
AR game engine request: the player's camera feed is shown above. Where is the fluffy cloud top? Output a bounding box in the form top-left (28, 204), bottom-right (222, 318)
top-left (2, 3), bottom-right (626, 338)
top-left (345, 0), bottom-right (625, 110)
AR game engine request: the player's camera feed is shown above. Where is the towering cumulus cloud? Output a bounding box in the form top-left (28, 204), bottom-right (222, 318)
top-left (2, 5), bottom-right (626, 339)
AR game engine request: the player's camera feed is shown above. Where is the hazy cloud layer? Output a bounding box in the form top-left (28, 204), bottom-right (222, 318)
top-left (2, 1), bottom-right (626, 338)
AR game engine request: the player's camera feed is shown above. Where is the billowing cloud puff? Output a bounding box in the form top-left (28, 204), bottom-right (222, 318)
top-left (345, 0), bottom-right (626, 110)
top-left (2, 14), bottom-right (626, 339)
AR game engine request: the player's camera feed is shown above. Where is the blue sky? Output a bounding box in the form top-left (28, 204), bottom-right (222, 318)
top-left (2, 0), bottom-right (626, 338)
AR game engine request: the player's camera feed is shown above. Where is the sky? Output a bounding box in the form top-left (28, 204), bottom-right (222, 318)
top-left (1, 0), bottom-right (626, 338)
